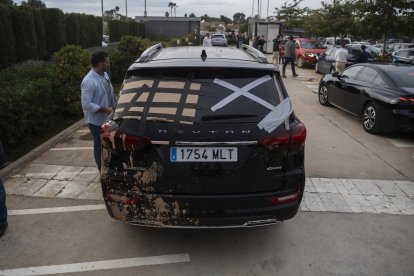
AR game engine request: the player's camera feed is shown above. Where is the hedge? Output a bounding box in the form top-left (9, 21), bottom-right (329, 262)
top-left (0, 4), bottom-right (102, 68)
top-left (109, 20), bottom-right (145, 42)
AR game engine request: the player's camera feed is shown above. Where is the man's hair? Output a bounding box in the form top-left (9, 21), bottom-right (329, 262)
top-left (341, 43), bottom-right (346, 47)
top-left (361, 45), bottom-right (366, 50)
top-left (91, 51), bottom-right (108, 68)
top-left (289, 36), bottom-right (293, 40)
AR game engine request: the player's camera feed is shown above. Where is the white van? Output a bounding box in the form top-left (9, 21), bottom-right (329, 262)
top-left (322, 37), bottom-right (351, 48)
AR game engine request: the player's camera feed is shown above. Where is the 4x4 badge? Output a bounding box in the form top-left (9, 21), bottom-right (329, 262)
top-left (211, 76), bottom-right (293, 133)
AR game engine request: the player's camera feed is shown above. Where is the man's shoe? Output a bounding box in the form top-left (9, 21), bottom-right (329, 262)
top-left (293, 74), bottom-right (299, 77)
top-left (0, 223), bottom-right (8, 238)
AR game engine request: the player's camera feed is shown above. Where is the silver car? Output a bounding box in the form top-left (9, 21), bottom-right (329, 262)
top-left (211, 33), bottom-right (228, 47)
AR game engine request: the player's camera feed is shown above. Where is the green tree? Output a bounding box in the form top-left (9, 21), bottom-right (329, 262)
top-left (52, 45), bottom-right (90, 115)
top-left (275, 0), bottom-right (309, 28)
top-left (165, 11), bottom-right (169, 17)
top-left (220, 15), bottom-right (232, 24)
top-left (189, 13), bottom-right (195, 17)
top-left (354, 0), bottom-right (414, 49)
top-left (111, 36), bottom-right (151, 83)
top-left (233, 12), bottom-right (246, 24)
top-left (21, 0), bottom-right (45, 8)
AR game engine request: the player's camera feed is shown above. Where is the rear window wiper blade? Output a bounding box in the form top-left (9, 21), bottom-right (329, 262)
top-left (201, 114), bottom-right (258, 121)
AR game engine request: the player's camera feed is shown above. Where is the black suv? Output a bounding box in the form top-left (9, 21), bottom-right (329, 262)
top-left (100, 44), bottom-right (306, 228)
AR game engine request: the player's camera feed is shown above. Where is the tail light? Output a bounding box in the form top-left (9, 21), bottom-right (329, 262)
top-left (267, 179), bottom-right (302, 205)
top-left (399, 97), bottom-right (414, 103)
top-left (101, 121), bottom-right (151, 151)
top-left (260, 123), bottom-right (306, 151)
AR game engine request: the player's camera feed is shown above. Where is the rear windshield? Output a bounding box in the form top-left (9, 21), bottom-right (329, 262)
top-left (115, 68), bottom-right (283, 124)
top-left (387, 68), bottom-right (414, 88)
top-left (212, 35), bottom-right (225, 38)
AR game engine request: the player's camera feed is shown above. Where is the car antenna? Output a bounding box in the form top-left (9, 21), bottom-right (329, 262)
top-left (201, 49), bottom-right (207, 61)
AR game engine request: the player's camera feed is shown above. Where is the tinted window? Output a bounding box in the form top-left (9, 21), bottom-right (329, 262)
top-left (387, 68), bottom-right (414, 87)
top-left (371, 74), bottom-right (386, 86)
top-left (116, 69), bottom-right (283, 123)
top-left (356, 67), bottom-right (378, 83)
top-left (341, 66), bottom-right (363, 79)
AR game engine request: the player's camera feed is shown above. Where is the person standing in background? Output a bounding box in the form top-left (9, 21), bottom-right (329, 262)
top-left (335, 43), bottom-right (348, 73)
top-left (282, 36), bottom-right (298, 78)
top-left (272, 34), bottom-right (282, 65)
top-left (356, 45), bottom-right (370, 63)
top-left (81, 51), bottom-right (116, 171)
top-left (258, 35), bottom-right (266, 53)
top-left (203, 33), bottom-right (212, 47)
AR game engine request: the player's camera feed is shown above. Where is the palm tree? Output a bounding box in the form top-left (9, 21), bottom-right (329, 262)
top-left (168, 2), bottom-right (174, 16)
top-left (173, 3), bottom-right (178, 17)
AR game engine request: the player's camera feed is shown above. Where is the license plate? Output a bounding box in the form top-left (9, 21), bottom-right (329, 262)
top-left (170, 147), bottom-right (237, 162)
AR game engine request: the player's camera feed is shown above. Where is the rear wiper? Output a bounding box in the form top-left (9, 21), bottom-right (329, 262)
top-left (201, 114), bottom-right (258, 121)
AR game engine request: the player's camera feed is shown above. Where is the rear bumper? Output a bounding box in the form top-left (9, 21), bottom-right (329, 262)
top-left (101, 180), bottom-right (304, 228)
top-left (390, 109), bottom-right (414, 131)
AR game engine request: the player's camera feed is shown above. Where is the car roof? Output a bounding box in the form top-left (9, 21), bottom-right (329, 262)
top-left (128, 45), bottom-right (276, 71)
top-left (357, 63), bottom-right (413, 73)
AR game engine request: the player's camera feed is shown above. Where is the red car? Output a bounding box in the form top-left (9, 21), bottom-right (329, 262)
top-left (294, 38), bottom-right (326, 68)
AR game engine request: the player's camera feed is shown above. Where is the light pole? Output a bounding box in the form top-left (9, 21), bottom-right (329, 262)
top-left (101, 0), bottom-right (104, 36)
top-left (125, 0), bottom-right (128, 19)
top-left (144, 0), bottom-right (147, 17)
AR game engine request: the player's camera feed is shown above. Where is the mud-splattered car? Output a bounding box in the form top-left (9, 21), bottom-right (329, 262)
top-left (100, 44), bottom-right (306, 228)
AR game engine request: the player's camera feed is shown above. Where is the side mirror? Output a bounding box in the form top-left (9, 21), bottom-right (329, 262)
top-left (332, 71), bottom-right (339, 78)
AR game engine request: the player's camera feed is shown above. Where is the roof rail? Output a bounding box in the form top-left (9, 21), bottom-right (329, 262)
top-left (137, 43), bottom-right (162, 63)
top-left (241, 44), bottom-right (269, 63)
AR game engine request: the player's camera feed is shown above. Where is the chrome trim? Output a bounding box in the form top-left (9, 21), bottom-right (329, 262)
top-left (175, 141), bottom-right (257, 146)
top-left (151, 141), bottom-right (170, 145)
top-left (126, 219), bottom-right (281, 228)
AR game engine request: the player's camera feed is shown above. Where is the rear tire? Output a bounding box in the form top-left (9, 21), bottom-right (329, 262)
top-left (362, 102), bottom-right (382, 134)
top-left (318, 84), bottom-right (331, 106)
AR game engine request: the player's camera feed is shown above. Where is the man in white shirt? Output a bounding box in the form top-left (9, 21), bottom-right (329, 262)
top-left (203, 33), bottom-right (212, 47)
top-left (335, 43), bottom-right (348, 73)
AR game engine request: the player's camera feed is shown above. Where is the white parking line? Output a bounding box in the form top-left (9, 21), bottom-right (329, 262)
top-left (50, 147), bottom-right (93, 151)
top-left (8, 204), bottom-right (106, 216)
top-left (0, 254), bottom-right (191, 276)
top-left (386, 138), bottom-right (414, 148)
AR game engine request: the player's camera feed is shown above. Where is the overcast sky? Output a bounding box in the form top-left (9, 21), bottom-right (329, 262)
top-left (14, 0), bottom-right (323, 19)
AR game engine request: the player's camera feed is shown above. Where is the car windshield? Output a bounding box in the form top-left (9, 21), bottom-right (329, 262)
top-left (300, 41), bottom-right (324, 49)
top-left (116, 68), bottom-right (283, 123)
top-left (387, 69), bottom-right (414, 87)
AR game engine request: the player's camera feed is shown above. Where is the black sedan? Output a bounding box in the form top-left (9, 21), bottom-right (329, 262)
top-left (318, 63), bottom-right (414, 133)
top-left (315, 46), bottom-right (374, 74)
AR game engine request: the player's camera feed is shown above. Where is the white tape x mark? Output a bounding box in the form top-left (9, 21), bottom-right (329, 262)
top-left (211, 76), bottom-right (292, 133)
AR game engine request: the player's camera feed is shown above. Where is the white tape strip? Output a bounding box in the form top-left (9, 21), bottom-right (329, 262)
top-left (257, 98), bottom-right (293, 133)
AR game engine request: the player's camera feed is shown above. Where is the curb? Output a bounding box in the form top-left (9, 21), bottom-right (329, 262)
top-left (0, 119), bottom-right (86, 179)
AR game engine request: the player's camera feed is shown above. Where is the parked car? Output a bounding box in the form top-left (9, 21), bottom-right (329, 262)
top-left (385, 43), bottom-right (414, 55)
top-left (294, 38), bottom-right (326, 68)
top-left (347, 43), bottom-right (381, 57)
top-left (315, 46), bottom-right (374, 74)
top-left (322, 37), bottom-right (351, 48)
top-left (100, 44), bottom-right (307, 227)
top-left (392, 48), bottom-right (414, 64)
top-left (318, 63), bottom-right (414, 133)
top-left (211, 33), bottom-right (228, 47)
